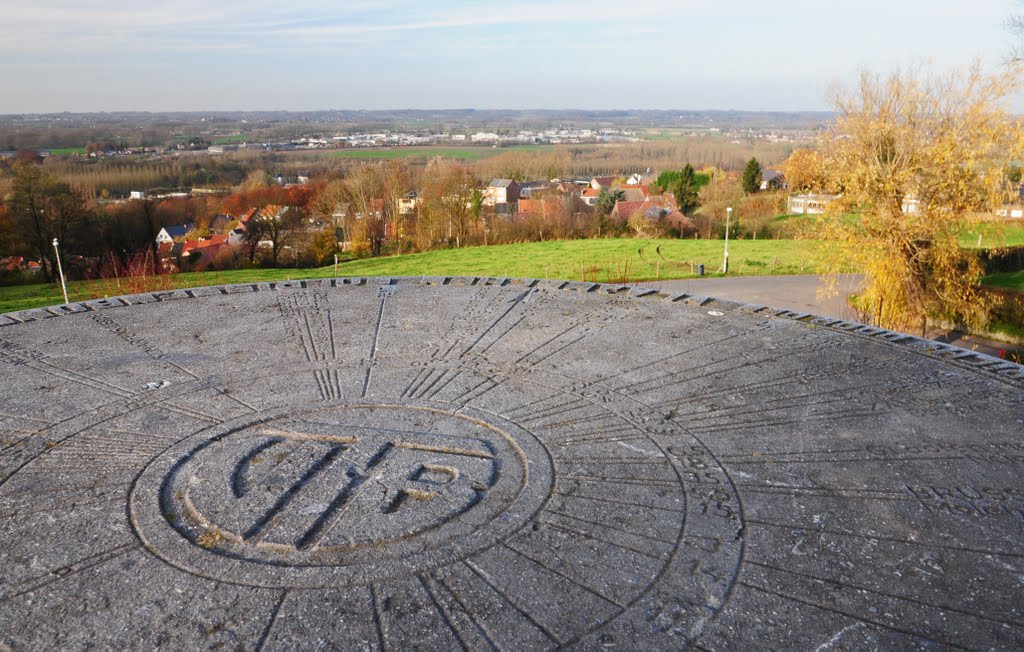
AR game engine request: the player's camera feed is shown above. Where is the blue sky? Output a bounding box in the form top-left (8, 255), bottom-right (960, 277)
top-left (1, 0), bottom-right (1020, 113)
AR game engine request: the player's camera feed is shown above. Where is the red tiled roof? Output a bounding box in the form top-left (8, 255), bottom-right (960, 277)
top-left (181, 234), bottom-right (230, 257)
top-left (611, 200), bottom-right (646, 219)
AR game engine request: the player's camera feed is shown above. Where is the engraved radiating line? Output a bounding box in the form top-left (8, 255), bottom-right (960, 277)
top-left (668, 385), bottom-right (881, 423)
top-left (477, 314), bottom-right (527, 356)
top-left (466, 379), bottom-right (505, 403)
top-left (743, 517), bottom-right (1024, 560)
top-left (649, 358), bottom-right (878, 410)
top-left (0, 412), bottom-right (50, 424)
top-left (218, 388), bottom-right (258, 413)
top-left (558, 473), bottom-right (679, 489)
top-left (462, 561), bottom-right (561, 645)
top-left (424, 369), bottom-right (462, 400)
top-left (513, 320), bottom-right (587, 365)
top-left (729, 454), bottom-right (1014, 466)
top-left (740, 582), bottom-right (966, 650)
top-left (506, 397), bottom-right (590, 422)
top-left (369, 295), bottom-right (387, 358)
top-left (153, 401), bottom-right (221, 424)
top-left (540, 411), bottom-right (623, 430)
top-left (254, 589), bottom-right (289, 652)
top-left (543, 508), bottom-right (678, 546)
top-left (699, 410), bottom-right (877, 435)
top-left (362, 295), bottom-right (388, 398)
top-left (0, 389), bottom-right (191, 489)
top-left (370, 584), bottom-right (388, 652)
top-left (520, 334), bottom-right (587, 370)
top-left (451, 378), bottom-right (502, 406)
top-left (458, 289), bottom-right (532, 359)
top-left (27, 359), bottom-right (133, 397)
top-left (719, 447), bottom-right (867, 461)
top-left (610, 332), bottom-right (826, 395)
top-left (92, 310), bottom-right (203, 380)
top-left (501, 542), bottom-right (626, 608)
top-left (410, 368), bottom-right (439, 398)
top-left (432, 574), bottom-right (503, 652)
top-left (733, 484), bottom-right (909, 500)
top-left (553, 456), bottom-right (666, 465)
top-left (361, 368), bottom-right (372, 399)
top-left (598, 327), bottom-right (757, 385)
top-left (748, 560), bottom-right (1024, 629)
top-left (418, 575), bottom-right (471, 652)
top-left (0, 542), bottom-right (136, 603)
top-left (327, 309), bottom-right (337, 360)
top-left (512, 400), bottom-right (593, 425)
top-left (403, 368), bottom-right (430, 398)
top-left (303, 313), bottom-right (321, 361)
top-left (554, 489), bottom-right (683, 514)
top-left (314, 369), bottom-right (329, 401)
top-left (548, 427), bottom-right (638, 446)
top-left (538, 517), bottom-right (671, 562)
top-left (313, 369), bottom-right (342, 401)
top-left (416, 369), bottom-right (458, 400)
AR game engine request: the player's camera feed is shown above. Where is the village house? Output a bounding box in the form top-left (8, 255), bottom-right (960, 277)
top-left (787, 193), bottom-right (839, 214)
top-left (760, 170), bottom-right (786, 191)
top-left (155, 223), bottom-right (195, 245)
top-left (398, 191), bottom-right (421, 215)
top-left (180, 234), bottom-right (231, 262)
top-left (518, 181), bottom-right (549, 199)
top-left (589, 176), bottom-right (618, 191)
top-left (483, 179), bottom-right (520, 214)
top-left (581, 188), bottom-right (602, 206)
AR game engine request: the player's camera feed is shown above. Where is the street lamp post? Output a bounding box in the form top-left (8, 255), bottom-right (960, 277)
top-left (723, 207), bottom-right (732, 274)
top-left (52, 238), bottom-right (69, 304)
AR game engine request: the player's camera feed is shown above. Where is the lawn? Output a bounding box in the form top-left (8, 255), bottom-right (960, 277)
top-left (0, 238), bottom-right (839, 313)
top-left (324, 145), bottom-right (550, 161)
top-left (984, 270), bottom-right (1024, 292)
top-left (329, 238), bottom-right (839, 281)
top-left (961, 222), bottom-right (1024, 248)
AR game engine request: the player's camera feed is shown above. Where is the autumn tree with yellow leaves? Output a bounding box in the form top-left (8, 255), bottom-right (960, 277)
top-left (816, 64), bottom-right (1024, 333)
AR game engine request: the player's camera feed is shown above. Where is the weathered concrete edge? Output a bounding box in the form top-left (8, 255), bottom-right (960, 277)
top-left (1, 275), bottom-right (1021, 385)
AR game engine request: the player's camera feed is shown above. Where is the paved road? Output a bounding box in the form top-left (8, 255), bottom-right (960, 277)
top-left (651, 274), bottom-right (866, 321)
top-left (640, 274), bottom-right (1016, 358)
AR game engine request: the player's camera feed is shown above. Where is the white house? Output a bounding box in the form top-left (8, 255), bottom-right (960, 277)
top-left (787, 194), bottom-right (839, 215)
top-left (155, 223), bottom-right (194, 245)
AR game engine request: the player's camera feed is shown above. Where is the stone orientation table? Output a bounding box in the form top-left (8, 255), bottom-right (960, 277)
top-left (1, 277), bottom-right (1022, 650)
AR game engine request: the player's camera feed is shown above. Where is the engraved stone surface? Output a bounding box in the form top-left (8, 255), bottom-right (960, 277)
top-left (0, 276), bottom-right (1022, 649)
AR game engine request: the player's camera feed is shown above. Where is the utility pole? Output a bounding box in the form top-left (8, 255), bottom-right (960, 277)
top-left (52, 238), bottom-right (69, 304)
top-left (723, 207), bottom-right (732, 274)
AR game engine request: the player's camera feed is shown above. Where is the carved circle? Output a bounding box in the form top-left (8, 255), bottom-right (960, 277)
top-left (131, 401), bottom-right (554, 588)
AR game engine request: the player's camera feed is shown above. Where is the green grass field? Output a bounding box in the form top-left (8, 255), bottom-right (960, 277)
top-left (324, 145), bottom-right (550, 161)
top-left (3, 236), bottom-right (1020, 315)
top-left (46, 147), bottom-right (87, 156)
top-left (211, 134), bottom-right (251, 145)
top-left (0, 238), bottom-right (838, 313)
top-left (962, 223), bottom-right (1024, 248)
top-left (984, 270), bottom-right (1024, 292)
